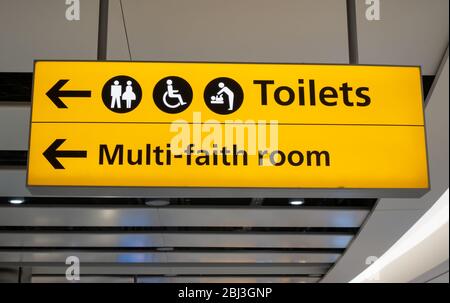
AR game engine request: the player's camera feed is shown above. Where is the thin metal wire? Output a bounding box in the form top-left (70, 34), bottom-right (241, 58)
top-left (119, 0), bottom-right (132, 61)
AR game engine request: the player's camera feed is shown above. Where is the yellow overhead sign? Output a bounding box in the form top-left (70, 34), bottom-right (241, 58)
top-left (29, 123), bottom-right (427, 189)
top-left (27, 61), bottom-right (429, 195)
top-left (31, 61), bottom-right (424, 125)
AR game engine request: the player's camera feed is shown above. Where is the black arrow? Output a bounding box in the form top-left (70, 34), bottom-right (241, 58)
top-left (43, 139), bottom-right (87, 169)
top-left (46, 79), bottom-right (91, 108)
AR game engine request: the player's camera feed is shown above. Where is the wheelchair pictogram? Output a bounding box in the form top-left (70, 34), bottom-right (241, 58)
top-left (153, 76), bottom-right (193, 114)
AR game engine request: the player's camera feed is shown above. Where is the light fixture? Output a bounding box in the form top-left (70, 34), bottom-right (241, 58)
top-left (145, 199), bottom-right (170, 207)
top-left (9, 198), bottom-right (24, 205)
top-left (289, 199), bottom-right (304, 206)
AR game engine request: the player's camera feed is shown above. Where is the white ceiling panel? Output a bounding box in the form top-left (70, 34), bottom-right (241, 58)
top-left (0, 232), bottom-right (352, 248)
top-left (0, 251), bottom-right (340, 264)
top-left (0, 206), bottom-right (369, 227)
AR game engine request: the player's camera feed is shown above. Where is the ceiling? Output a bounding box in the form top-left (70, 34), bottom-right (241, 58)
top-left (0, 198), bottom-right (374, 282)
top-left (0, 0), bottom-right (448, 283)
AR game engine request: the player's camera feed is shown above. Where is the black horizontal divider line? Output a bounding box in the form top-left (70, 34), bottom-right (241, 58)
top-left (31, 121), bottom-right (425, 127)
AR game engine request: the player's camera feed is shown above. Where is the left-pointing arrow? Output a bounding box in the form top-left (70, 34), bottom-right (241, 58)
top-left (43, 139), bottom-right (87, 169)
top-left (46, 79), bottom-right (91, 108)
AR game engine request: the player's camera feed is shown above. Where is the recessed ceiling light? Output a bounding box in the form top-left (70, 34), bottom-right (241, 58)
top-left (145, 199), bottom-right (170, 207)
top-left (9, 198), bottom-right (24, 205)
top-left (289, 199), bottom-right (304, 206)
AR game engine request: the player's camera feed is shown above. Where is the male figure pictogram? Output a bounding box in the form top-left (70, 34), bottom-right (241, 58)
top-left (110, 80), bottom-right (122, 108)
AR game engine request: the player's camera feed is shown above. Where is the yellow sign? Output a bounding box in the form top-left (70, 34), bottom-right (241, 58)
top-left (27, 61), bottom-right (429, 195)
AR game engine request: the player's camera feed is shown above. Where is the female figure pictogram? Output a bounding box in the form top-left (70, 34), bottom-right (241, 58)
top-left (122, 80), bottom-right (136, 109)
